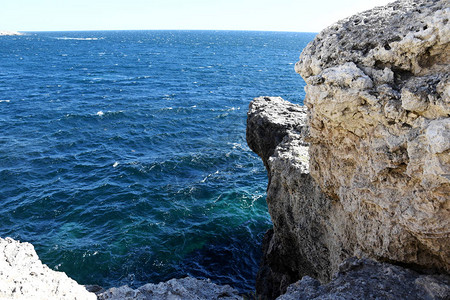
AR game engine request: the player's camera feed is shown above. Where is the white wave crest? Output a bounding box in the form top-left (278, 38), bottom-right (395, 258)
top-left (55, 37), bottom-right (103, 41)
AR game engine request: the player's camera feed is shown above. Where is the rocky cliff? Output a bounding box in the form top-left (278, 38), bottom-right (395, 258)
top-left (247, 0), bottom-right (449, 299)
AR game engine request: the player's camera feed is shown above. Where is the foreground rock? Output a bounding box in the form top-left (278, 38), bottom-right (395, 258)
top-left (248, 0), bottom-right (449, 298)
top-left (0, 237), bottom-right (243, 299)
top-left (278, 258), bottom-right (450, 300)
top-left (98, 277), bottom-right (243, 300)
top-left (0, 237), bottom-right (96, 299)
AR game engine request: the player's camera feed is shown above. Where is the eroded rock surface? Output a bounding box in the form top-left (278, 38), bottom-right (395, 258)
top-left (246, 96), bottom-right (308, 170)
top-left (247, 96), bottom-right (312, 298)
top-left (0, 237), bottom-right (96, 299)
top-left (97, 277), bottom-right (243, 300)
top-left (278, 258), bottom-right (450, 300)
top-left (248, 97), bottom-right (356, 298)
top-left (296, 0), bottom-right (449, 273)
top-left (248, 1), bottom-right (449, 299)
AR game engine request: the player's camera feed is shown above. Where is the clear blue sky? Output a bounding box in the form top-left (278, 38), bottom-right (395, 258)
top-left (1, 0), bottom-right (392, 32)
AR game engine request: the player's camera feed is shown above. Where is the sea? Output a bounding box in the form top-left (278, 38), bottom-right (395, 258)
top-left (0, 30), bottom-right (314, 293)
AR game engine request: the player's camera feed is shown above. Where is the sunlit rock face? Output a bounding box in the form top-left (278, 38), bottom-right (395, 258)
top-left (0, 237), bottom-right (97, 300)
top-left (247, 97), bottom-right (359, 299)
top-left (296, 0), bottom-right (449, 273)
top-left (248, 0), bottom-right (449, 299)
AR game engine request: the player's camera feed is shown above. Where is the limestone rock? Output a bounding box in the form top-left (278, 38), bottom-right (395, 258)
top-left (296, 0), bottom-right (449, 274)
top-left (97, 277), bottom-right (243, 300)
top-left (247, 97), bottom-right (310, 298)
top-left (247, 1), bottom-right (449, 298)
top-left (0, 237), bottom-right (96, 300)
top-left (247, 97), bottom-right (356, 298)
top-left (0, 237), bottom-right (243, 299)
top-left (246, 96), bottom-right (308, 170)
top-left (277, 258), bottom-right (450, 300)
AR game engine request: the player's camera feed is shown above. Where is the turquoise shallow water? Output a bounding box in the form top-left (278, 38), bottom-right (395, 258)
top-left (0, 30), bottom-right (314, 292)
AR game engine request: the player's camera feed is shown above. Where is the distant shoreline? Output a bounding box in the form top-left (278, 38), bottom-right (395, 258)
top-left (0, 31), bottom-right (23, 36)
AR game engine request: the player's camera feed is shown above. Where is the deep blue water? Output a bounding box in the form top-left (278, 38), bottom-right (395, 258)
top-left (0, 30), bottom-right (314, 292)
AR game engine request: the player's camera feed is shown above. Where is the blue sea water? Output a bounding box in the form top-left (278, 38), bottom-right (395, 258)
top-left (0, 30), bottom-right (314, 292)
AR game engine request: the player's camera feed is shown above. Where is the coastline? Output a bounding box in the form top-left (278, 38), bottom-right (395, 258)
top-left (1, 0), bottom-right (449, 299)
top-left (0, 30), bottom-right (23, 36)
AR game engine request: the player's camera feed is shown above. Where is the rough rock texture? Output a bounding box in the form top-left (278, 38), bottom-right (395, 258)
top-left (296, 0), bottom-right (449, 273)
top-left (246, 96), bottom-right (308, 171)
top-left (247, 1), bottom-right (449, 299)
top-left (248, 97), bottom-right (352, 298)
top-left (278, 258), bottom-right (450, 300)
top-left (0, 237), bottom-right (243, 299)
top-left (0, 237), bottom-right (96, 299)
top-left (97, 277), bottom-right (243, 300)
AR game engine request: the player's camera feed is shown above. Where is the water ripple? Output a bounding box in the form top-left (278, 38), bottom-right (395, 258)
top-left (0, 30), bottom-right (314, 292)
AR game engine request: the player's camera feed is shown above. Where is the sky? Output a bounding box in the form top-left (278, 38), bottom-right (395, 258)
top-left (1, 0), bottom-right (393, 32)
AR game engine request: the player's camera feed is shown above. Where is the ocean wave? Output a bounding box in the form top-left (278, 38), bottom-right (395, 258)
top-left (54, 37), bottom-right (104, 41)
top-left (0, 30), bottom-right (311, 293)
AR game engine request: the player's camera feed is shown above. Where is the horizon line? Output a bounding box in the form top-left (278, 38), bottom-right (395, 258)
top-left (14, 29), bottom-right (319, 34)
